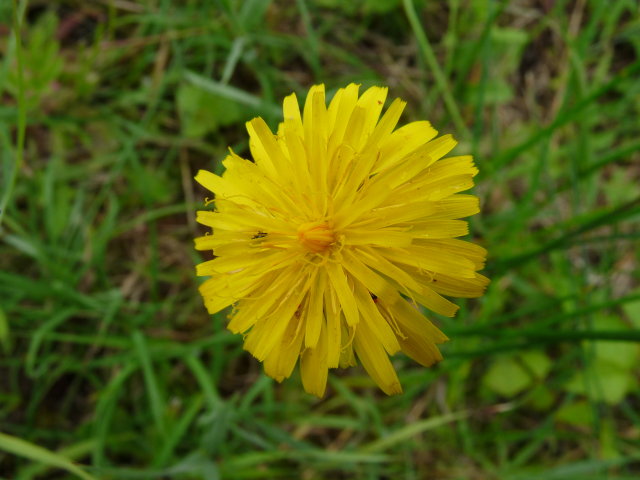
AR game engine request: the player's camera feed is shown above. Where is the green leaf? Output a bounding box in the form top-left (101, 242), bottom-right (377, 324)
top-left (177, 83), bottom-right (245, 138)
top-left (0, 432), bottom-right (97, 480)
top-left (5, 12), bottom-right (62, 111)
top-left (567, 364), bottom-right (635, 406)
top-left (483, 357), bottom-right (531, 397)
top-left (466, 79), bottom-right (514, 105)
top-left (622, 292), bottom-right (640, 328)
top-left (491, 27), bottom-right (528, 49)
top-left (591, 315), bottom-right (639, 370)
top-left (555, 400), bottom-right (593, 427)
top-left (564, 314), bottom-right (638, 406)
top-left (129, 166), bottom-right (174, 205)
top-left (360, 410), bottom-right (470, 452)
top-left (483, 351), bottom-right (552, 398)
top-left (520, 351), bottom-right (552, 380)
top-left (364, 0), bottom-right (401, 13)
top-left (0, 305), bottom-right (9, 353)
top-left (599, 419), bottom-right (620, 460)
top-left (602, 168), bottom-right (640, 205)
top-left (527, 385), bottom-right (555, 410)
top-left (593, 362), bottom-right (635, 405)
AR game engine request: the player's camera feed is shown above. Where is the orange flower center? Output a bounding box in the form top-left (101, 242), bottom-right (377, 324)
top-left (297, 221), bottom-right (335, 253)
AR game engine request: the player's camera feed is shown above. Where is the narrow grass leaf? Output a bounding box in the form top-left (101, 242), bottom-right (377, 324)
top-left (132, 330), bottom-right (167, 436)
top-left (360, 410), bottom-right (470, 453)
top-left (184, 71), bottom-right (280, 116)
top-left (0, 306), bottom-right (9, 353)
top-left (0, 432), bottom-right (97, 480)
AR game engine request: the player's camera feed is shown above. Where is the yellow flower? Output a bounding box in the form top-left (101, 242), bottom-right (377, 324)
top-left (194, 84), bottom-right (488, 396)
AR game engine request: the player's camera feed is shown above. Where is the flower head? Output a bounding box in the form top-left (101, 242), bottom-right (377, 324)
top-left (195, 84), bottom-right (488, 396)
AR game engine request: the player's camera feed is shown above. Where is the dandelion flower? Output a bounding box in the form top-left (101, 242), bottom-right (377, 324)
top-left (194, 84), bottom-right (488, 396)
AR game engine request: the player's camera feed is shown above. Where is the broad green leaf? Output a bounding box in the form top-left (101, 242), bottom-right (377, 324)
top-left (591, 315), bottom-right (639, 370)
top-left (622, 293), bottom-right (640, 328)
top-left (520, 351), bottom-right (552, 380)
top-left (177, 83), bottom-right (245, 138)
top-left (593, 362), bottom-right (636, 405)
top-left (565, 362), bottom-right (635, 405)
top-left (129, 166), bottom-right (174, 205)
top-left (527, 385), bottom-right (555, 410)
top-left (602, 169), bottom-right (640, 205)
top-left (483, 357), bottom-right (531, 397)
top-left (555, 400), bottom-right (592, 427)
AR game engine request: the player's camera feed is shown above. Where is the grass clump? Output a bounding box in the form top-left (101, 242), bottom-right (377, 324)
top-left (1, 0), bottom-right (639, 478)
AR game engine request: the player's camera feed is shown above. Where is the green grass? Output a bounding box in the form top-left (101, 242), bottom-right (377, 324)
top-left (1, 0), bottom-right (640, 478)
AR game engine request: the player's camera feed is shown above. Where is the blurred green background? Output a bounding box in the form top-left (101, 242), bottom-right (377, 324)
top-left (1, 0), bottom-right (640, 478)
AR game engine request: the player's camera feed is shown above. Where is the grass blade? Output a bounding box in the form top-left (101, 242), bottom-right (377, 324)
top-left (0, 432), bottom-right (97, 480)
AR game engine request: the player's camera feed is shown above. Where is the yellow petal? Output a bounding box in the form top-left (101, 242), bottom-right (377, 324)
top-left (304, 87), bottom-right (328, 174)
top-left (411, 175), bottom-right (476, 202)
top-left (339, 322), bottom-right (357, 368)
top-left (198, 266), bottom-right (272, 315)
top-left (243, 278), bottom-right (309, 361)
top-left (196, 249), bottom-right (281, 276)
top-left (327, 83), bottom-right (360, 152)
top-left (280, 124), bottom-right (314, 209)
top-left (426, 154), bottom-right (478, 179)
top-left (356, 246), bottom-right (459, 317)
top-left (375, 121), bottom-right (438, 172)
top-left (326, 262), bottom-right (360, 326)
top-left (383, 245), bottom-right (477, 278)
top-left (410, 285), bottom-right (459, 317)
top-left (354, 85), bottom-right (388, 148)
top-left (353, 281), bottom-right (401, 355)
top-left (246, 117), bottom-right (292, 182)
top-left (410, 220), bottom-right (469, 239)
top-left (304, 269), bottom-right (326, 348)
top-left (341, 250), bottom-right (403, 306)
top-left (345, 201), bottom-right (438, 231)
top-left (353, 320), bottom-right (402, 395)
top-left (324, 286), bottom-right (342, 368)
top-left (282, 92), bottom-right (303, 135)
top-left (196, 206), bottom-right (293, 233)
top-left (194, 170), bottom-right (232, 197)
top-left (357, 246), bottom-right (423, 292)
top-left (387, 299), bottom-right (447, 367)
top-left (422, 239), bottom-right (487, 270)
top-left (419, 134), bottom-right (458, 161)
top-left (228, 266), bottom-right (302, 333)
top-left (220, 154), bottom-right (307, 216)
top-left (430, 195), bottom-right (480, 220)
top-left (194, 232), bottom-right (249, 251)
top-left (430, 273), bottom-right (490, 298)
top-left (333, 178), bottom-right (396, 228)
top-left (341, 105), bottom-right (368, 152)
top-left (263, 306), bottom-right (306, 382)
top-left (327, 142), bottom-right (357, 195)
top-left (331, 150), bottom-right (378, 218)
top-left (300, 324), bottom-right (329, 397)
top-left (343, 228), bottom-right (413, 248)
top-left (360, 97), bottom-right (406, 154)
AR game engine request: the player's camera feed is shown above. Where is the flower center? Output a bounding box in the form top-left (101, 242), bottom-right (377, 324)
top-left (297, 221), bottom-right (335, 253)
